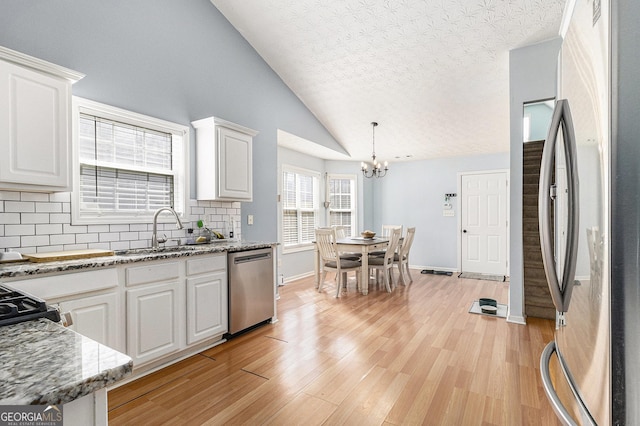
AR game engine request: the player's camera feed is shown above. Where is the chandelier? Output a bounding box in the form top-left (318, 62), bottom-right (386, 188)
top-left (361, 122), bottom-right (389, 178)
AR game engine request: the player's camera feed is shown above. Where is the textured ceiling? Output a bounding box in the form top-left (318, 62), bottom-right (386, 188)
top-left (212, 0), bottom-right (566, 162)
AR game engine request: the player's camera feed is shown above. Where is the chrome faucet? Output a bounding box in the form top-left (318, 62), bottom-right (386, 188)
top-left (152, 207), bottom-right (184, 250)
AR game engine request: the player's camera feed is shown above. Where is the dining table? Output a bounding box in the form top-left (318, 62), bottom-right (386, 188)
top-left (314, 236), bottom-right (389, 295)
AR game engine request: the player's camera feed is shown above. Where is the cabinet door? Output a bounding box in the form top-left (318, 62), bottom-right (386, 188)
top-left (217, 126), bottom-right (252, 200)
top-left (126, 281), bottom-right (181, 365)
top-left (58, 292), bottom-right (120, 351)
top-left (186, 271), bottom-right (227, 345)
top-left (0, 60), bottom-right (71, 190)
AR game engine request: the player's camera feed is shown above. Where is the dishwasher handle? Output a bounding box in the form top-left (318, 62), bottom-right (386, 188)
top-left (233, 252), bottom-right (272, 264)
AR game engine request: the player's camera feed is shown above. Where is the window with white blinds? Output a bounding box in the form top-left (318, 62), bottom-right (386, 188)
top-left (72, 97), bottom-right (188, 224)
top-left (328, 174), bottom-right (357, 236)
top-left (282, 167), bottom-right (319, 249)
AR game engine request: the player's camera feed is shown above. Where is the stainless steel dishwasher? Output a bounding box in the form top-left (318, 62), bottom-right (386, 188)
top-left (227, 247), bottom-right (275, 336)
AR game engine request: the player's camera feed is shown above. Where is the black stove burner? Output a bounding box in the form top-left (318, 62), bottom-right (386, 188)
top-left (0, 285), bottom-right (60, 326)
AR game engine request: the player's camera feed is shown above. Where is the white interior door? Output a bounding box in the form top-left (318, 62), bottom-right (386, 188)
top-left (460, 171), bottom-right (508, 275)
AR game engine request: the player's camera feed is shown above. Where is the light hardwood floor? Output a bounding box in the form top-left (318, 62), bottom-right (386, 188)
top-left (108, 271), bottom-right (560, 425)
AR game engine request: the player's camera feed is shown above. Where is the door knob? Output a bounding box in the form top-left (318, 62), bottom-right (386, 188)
top-left (463, 229), bottom-right (467, 233)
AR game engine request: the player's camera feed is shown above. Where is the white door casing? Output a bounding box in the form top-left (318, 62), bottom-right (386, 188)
top-left (459, 170), bottom-right (509, 275)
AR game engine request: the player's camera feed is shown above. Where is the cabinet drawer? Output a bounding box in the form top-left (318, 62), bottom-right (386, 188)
top-left (6, 268), bottom-right (117, 300)
top-left (126, 261), bottom-right (180, 287)
top-left (186, 254), bottom-right (226, 276)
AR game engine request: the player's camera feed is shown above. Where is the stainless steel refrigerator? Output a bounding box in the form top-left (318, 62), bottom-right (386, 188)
top-left (538, 0), bottom-right (640, 424)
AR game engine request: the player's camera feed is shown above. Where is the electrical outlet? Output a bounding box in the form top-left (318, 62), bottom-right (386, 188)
top-left (443, 210), bottom-right (455, 217)
top-left (247, 214), bottom-right (254, 225)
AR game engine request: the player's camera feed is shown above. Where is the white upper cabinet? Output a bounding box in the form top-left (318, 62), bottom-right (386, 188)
top-left (0, 46), bottom-right (84, 192)
top-left (192, 116), bottom-right (258, 201)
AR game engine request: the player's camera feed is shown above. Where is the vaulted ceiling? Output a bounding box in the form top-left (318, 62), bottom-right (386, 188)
top-left (211, 0), bottom-right (566, 162)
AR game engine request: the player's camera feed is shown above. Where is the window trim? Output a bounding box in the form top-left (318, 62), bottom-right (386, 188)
top-left (71, 97), bottom-right (189, 225)
top-left (281, 165), bottom-right (320, 254)
top-left (327, 173), bottom-right (358, 236)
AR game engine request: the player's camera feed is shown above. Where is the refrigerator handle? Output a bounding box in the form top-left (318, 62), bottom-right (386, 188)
top-left (540, 342), bottom-right (579, 426)
top-left (559, 100), bottom-right (579, 311)
top-left (539, 100), bottom-right (566, 313)
top-left (539, 99), bottom-right (579, 313)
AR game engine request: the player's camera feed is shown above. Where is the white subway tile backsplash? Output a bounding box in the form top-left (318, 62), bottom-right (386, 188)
top-left (0, 193), bottom-right (240, 253)
top-left (50, 234), bottom-right (76, 245)
top-left (110, 241), bottom-right (130, 251)
top-left (88, 225), bottom-right (110, 233)
top-left (5, 224), bottom-right (35, 236)
top-left (21, 193), bottom-right (49, 202)
top-left (21, 213), bottom-right (50, 224)
top-left (36, 224), bottom-right (63, 235)
top-left (49, 192), bottom-right (71, 202)
top-left (0, 213), bottom-right (21, 224)
top-left (0, 236), bottom-right (21, 249)
top-left (5, 201), bottom-right (35, 213)
top-left (76, 233), bottom-right (99, 244)
top-left (49, 213), bottom-right (71, 224)
top-left (119, 232), bottom-right (139, 241)
top-left (130, 240), bottom-right (149, 249)
top-left (99, 233), bottom-right (120, 242)
top-left (0, 191), bottom-right (21, 201)
top-left (22, 235), bottom-right (50, 247)
top-left (36, 202), bottom-right (63, 213)
top-left (63, 224), bottom-right (88, 234)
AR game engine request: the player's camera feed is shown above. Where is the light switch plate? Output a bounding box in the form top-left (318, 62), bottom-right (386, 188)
top-left (247, 214), bottom-right (254, 225)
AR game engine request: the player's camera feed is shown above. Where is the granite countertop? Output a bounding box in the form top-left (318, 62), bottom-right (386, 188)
top-left (0, 318), bottom-right (133, 405)
top-left (0, 240), bottom-right (276, 279)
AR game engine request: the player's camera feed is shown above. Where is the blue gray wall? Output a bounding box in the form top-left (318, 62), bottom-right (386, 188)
top-left (524, 102), bottom-right (554, 141)
top-left (277, 148), bottom-right (509, 281)
top-left (509, 37), bottom-right (562, 323)
top-left (0, 0), bottom-right (344, 243)
top-left (375, 153), bottom-right (509, 271)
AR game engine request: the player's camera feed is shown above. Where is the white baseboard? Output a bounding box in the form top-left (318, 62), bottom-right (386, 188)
top-left (282, 270), bottom-right (315, 284)
top-left (507, 314), bottom-right (526, 325)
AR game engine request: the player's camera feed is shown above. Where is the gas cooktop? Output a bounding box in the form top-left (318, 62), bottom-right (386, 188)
top-left (0, 285), bottom-right (60, 326)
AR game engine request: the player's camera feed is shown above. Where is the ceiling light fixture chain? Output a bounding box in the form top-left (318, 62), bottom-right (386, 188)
top-left (361, 122), bottom-right (389, 178)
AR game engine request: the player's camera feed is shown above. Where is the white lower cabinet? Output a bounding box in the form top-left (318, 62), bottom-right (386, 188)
top-left (186, 273), bottom-right (226, 344)
top-left (126, 280), bottom-right (182, 366)
top-left (4, 268), bottom-right (122, 352)
top-left (123, 254), bottom-right (227, 367)
top-left (58, 292), bottom-right (119, 350)
top-left (5, 253), bottom-right (229, 370)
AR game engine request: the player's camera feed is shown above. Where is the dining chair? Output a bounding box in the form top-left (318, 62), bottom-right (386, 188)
top-left (381, 224), bottom-right (403, 237)
top-left (394, 227), bottom-right (416, 285)
top-left (333, 225), bottom-right (361, 261)
top-left (315, 228), bottom-right (361, 297)
top-left (371, 224), bottom-right (403, 257)
top-left (367, 227), bottom-right (402, 293)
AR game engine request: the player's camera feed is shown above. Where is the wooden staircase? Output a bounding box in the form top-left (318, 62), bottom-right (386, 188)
top-left (522, 140), bottom-right (556, 320)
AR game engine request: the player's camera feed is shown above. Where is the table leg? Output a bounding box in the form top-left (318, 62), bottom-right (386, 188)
top-left (361, 246), bottom-right (369, 295)
top-left (314, 243), bottom-right (320, 289)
